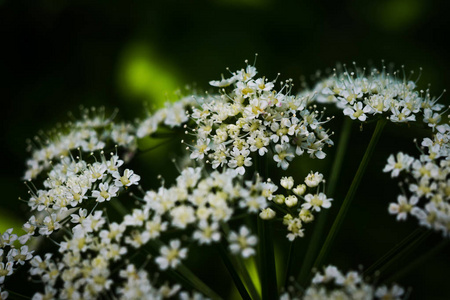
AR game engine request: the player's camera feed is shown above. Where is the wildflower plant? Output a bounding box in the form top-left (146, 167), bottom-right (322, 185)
top-left (1, 59), bottom-right (449, 299)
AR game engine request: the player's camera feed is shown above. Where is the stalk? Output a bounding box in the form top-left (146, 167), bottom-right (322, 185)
top-left (221, 222), bottom-right (260, 299)
top-left (257, 218), bottom-right (278, 300)
top-left (297, 117), bottom-right (352, 285)
top-left (383, 239), bottom-right (449, 284)
top-left (4, 289), bottom-right (30, 300)
top-left (147, 240), bottom-right (222, 300)
top-left (363, 228), bottom-right (424, 276)
top-left (217, 243), bottom-right (252, 300)
top-left (375, 229), bottom-right (432, 278)
top-left (312, 118), bottom-right (387, 272)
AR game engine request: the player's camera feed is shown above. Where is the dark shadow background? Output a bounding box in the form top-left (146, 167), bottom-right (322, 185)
top-left (1, 0), bottom-right (450, 299)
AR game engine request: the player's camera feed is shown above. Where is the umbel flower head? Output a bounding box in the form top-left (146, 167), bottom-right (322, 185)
top-left (384, 123), bottom-right (450, 237)
top-left (310, 63), bottom-right (447, 125)
top-left (187, 62), bottom-right (334, 173)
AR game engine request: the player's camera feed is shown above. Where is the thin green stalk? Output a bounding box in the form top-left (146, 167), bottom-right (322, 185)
top-left (147, 240), bottom-right (222, 300)
top-left (297, 117), bottom-right (352, 285)
top-left (383, 239), bottom-right (449, 284)
top-left (4, 289), bottom-right (30, 300)
top-left (257, 218), bottom-right (278, 300)
top-left (177, 264), bottom-right (223, 300)
top-left (312, 118), bottom-right (387, 272)
top-left (375, 229), bottom-right (432, 278)
top-left (283, 239), bottom-right (295, 288)
top-left (221, 223), bottom-right (260, 299)
top-left (110, 198), bottom-right (129, 216)
top-left (363, 228), bottom-right (424, 276)
top-left (217, 243), bottom-right (252, 300)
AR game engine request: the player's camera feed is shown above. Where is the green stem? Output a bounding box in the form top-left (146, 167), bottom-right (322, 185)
top-left (147, 240), bottom-right (222, 300)
top-left (283, 240), bottom-right (295, 288)
top-left (297, 117), bottom-right (352, 285)
top-left (221, 222), bottom-right (261, 299)
top-left (177, 264), bottom-right (223, 300)
top-left (312, 118), bottom-right (387, 272)
top-left (110, 198), bottom-right (129, 216)
top-left (257, 218), bottom-right (278, 300)
top-left (363, 228), bottom-right (424, 276)
top-left (383, 239), bottom-right (449, 284)
top-left (217, 244), bottom-right (252, 300)
top-left (4, 289), bottom-right (31, 300)
top-left (375, 229), bottom-right (432, 279)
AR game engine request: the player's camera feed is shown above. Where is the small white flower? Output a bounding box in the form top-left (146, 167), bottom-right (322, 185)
top-left (304, 171), bottom-right (324, 187)
top-left (113, 169), bottom-right (141, 187)
top-left (302, 193), bottom-right (332, 212)
top-left (388, 195), bottom-right (419, 221)
top-left (229, 226), bottom-right (257, 258)
top-left (155, 239), bottom-right (187, 270)
top-left (383, 152), bottom-right (414, 177)
top-left (92, 182), bottom-right (119, 202)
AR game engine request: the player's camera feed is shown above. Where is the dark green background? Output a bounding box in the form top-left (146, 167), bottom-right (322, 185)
top-left (1, 0), bottom-right (450, 299)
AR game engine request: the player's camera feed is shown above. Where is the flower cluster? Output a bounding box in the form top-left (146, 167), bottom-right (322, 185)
top-left (0, 229), bottom-right (33, 288)
top-left (282, 265), bottom-right (406, 300)
top-left (268, 172), bottom-right (332, 241)
top-left (188, 64), bottom-right (334, 174)
top-left (130, 167), bottom-right (275, 258)
top-left (384, 123), bottom-right (450, 237)
top-left (311, 65), bottom-right (446, 124)
top-left (23, 151), bottom-right (139, 237)
top-left (136, 96), bottom-right (196, 138)
top-left (24, 107), bottom-right (137, 181)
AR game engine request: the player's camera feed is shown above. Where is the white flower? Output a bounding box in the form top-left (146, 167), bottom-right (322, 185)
top-left (228, 147), bottom-right (252, 175)
top-left (343, 102), bottom-right (371, 121)
top-left (0, 262), bottom-right (14, 284)
top-left (302, 193), bottom-right (332, 212)
top-left (273, 144), bottom-right (295, 170)
top-left (92, 182), bottom-right (119, 202)
top-left (193, 221), bottom-right (221, 244)
top-left (304, 171), bottom-right (324, 187)
top-left (388, 195), bottom-right (419, 221)
top-left (155, 239), bottom-right (188, 270)
top-left (113, 169), bottom-right (140, 187)
top-left (383, 152), bottom-right (414, 177)
top-left (170, 205), bottom-right (196, 229)
top-left (375, 284), bottom-right (404, 299)
top-left (229, 226), bottom-right (257, 258)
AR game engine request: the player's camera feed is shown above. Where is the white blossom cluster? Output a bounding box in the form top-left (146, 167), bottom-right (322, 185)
top-left (188, 64), bottom-right (334, 174)
top-left (265, 172), bottom-right (332, 241)
top-left (136, 96), bottom-right (196, 138)
top-left (3, 151), bottom-right (198, 299)
top-left (281, 265), bottom-right (406, 300)
top-left (311, 65), bottom-right (446, 124)
top-left (133, 167), bottom-right (276, 258)
top-left (384, 123), bottom-right (450, 237)
top-left (23, 152), bottom-right (139, 237)
top-left (24, 107), bottom-right (137, 181)
top-left (0, 228), bottom-right (33, 291)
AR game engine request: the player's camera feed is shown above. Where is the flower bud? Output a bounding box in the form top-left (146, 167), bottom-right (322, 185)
top-left (280, 176), bottom-right (294, 190)
top-left (285, 195), bottom-right (298, 207)
top-left (259, 208), bottom-right (276, 220)
top-left (293, 184), bottom-right (307, 196)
